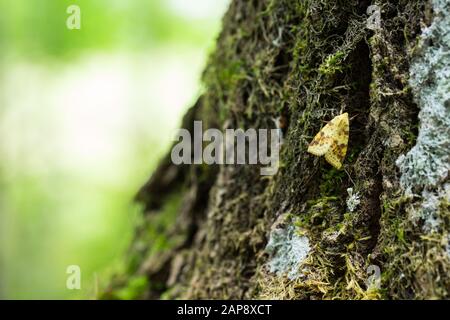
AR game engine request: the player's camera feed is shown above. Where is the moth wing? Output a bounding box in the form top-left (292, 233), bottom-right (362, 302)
top-left (324, 113), bottom-right (349, 169)
top-left (338, 113), bottom-right (349, 140)
top-left (325, 142), bottom-right (347, 169)
top-left (307, 115), bottom-right (342, 156)
top-left (307, 132), bottom-right (334, 156)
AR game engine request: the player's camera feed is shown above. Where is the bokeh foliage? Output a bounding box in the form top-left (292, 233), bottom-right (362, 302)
top-left (0, 0), bottom-right (228, 299)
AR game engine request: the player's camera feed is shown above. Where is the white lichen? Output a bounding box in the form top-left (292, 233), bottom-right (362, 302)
top-left (346, 187), bottom-right (360, 212)
top-left (265, 224), bottom-right (310, 280)
top-left (419, 189), bottom-right (443, 233)
top-left (396, 0), bottom-right (450, 233)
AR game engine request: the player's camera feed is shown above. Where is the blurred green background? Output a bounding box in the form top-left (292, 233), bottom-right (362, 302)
top-left (0, 0), bottom-right (229, 299)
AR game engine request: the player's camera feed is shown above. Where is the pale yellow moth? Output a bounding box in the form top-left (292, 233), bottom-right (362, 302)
top-left (307, 113), bottom-right (349, 169)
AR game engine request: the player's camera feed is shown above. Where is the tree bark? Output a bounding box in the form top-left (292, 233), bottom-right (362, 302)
top-left (103, 0), bottom-right (450, 299)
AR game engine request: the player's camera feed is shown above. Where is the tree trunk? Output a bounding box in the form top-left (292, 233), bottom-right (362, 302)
top-left (103, 0), bottom-right (450, 299)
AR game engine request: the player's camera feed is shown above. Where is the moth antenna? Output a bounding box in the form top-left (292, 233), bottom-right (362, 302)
top-left (344, 168), bottom-right (356, 186)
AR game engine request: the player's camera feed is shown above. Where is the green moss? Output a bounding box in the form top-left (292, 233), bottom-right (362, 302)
top-left (112, 276), bottom-right (148, 300)
top-left (132, 190), bottom-right (185, 265)
top-left (319, 51), bottom-right (346, 76)
top-left (319, 168), bottom-right (346, 196)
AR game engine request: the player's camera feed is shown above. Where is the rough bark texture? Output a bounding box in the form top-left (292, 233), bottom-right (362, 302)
top-left (103, 0), bottom-right (450, 300)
